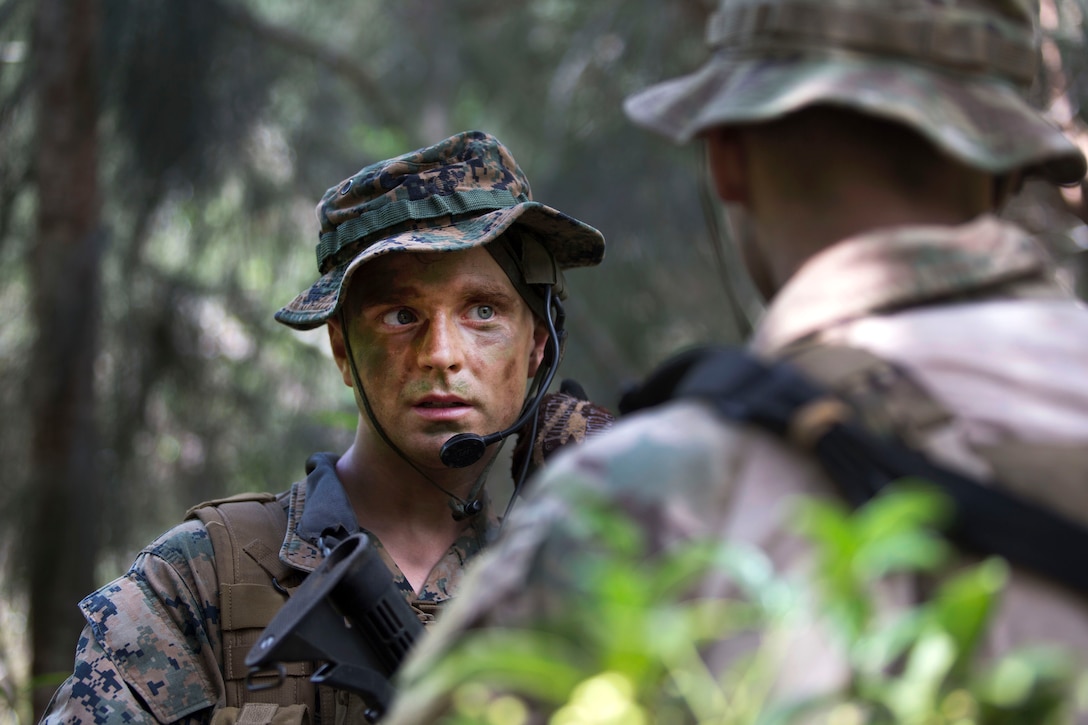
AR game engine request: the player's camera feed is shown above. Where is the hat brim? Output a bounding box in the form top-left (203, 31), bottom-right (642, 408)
top-left (624, 53), bottom-right (1086, 186)
top-left (275, 201), bottom-right (605, 330)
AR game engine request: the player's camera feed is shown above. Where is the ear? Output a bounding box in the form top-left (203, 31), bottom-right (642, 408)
top-left (527, 318), bottom-right (549, 378)
top-left (704, 127), bottom-right (749, 204)
top-left (326, 317), bottom-right (355, 388)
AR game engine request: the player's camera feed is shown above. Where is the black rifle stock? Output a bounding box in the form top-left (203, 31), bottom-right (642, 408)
top-left (245, 532), bottom-right (423, 723)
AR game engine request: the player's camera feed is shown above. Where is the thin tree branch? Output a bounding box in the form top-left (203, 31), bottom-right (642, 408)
top-left (0, 0), bottom-right (26, 32)
top-left (219, 1), bottom-right (411, 136)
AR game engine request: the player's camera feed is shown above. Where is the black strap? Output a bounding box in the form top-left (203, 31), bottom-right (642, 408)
top-left (625, 345), bottom-right (1088, 598)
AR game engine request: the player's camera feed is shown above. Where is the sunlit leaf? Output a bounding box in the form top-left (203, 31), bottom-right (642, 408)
top-left (852, 529), bottom-right (950, 580)
top-left (927, 557), bottom-right (1008, 675)
top-left (854, 482), bottom-right (953, 542)
top-left (885, 630), bottom-right (957, 721)
top-left (419, 629), bottom-right (590, 706)
top-left (850, 608), bottom-right (929, 677)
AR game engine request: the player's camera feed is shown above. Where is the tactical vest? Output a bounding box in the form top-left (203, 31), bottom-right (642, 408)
top-left (186, 492), bottom-right (337, 725)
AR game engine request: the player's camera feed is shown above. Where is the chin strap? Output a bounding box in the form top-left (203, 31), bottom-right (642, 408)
top-left (697, 146), bottom-right (762, 337)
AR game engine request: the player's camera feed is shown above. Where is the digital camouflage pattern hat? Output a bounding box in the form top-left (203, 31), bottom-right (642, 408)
top-left (624, 0), bottom-right (1086, 185)
top-left (276, 130), bottom-right (606, 330)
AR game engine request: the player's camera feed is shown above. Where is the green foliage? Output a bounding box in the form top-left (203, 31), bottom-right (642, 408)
top-left (0, 0), bottom-right (721, 567)
top-left (4, 0), bottom-right (1088, 719)
top-left (420, 487), bottom-right (1086, 724)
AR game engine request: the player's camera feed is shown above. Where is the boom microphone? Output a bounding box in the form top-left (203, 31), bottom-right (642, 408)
top-left (440, 410), bottom-right (536, 469)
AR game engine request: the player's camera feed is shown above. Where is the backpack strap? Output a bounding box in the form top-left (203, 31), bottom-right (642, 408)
top-left (781, 343), bottom-right (953, 447)
top-left (785, 342), bottom-right (1088, 525)
top-left (186, 492), bottom-right (335, 725)
top-left (623, 345), bottom-right (1088, 598)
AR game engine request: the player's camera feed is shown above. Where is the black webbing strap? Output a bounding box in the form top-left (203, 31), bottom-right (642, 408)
top-left (624, 345), bottom-right (1088, 598)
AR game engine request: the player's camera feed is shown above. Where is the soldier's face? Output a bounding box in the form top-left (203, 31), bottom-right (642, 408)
top-left (330, 246), bottom-right (547, 469)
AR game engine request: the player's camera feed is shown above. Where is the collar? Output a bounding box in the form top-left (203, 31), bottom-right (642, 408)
top-left (279, 451), bottom-right (502, 579)
top-left (296, 452), bottom-right (359, 546)
top-left (278, 452), bottom-right (355, 573)
top-left (752, 215), bottom-right (1049, 355)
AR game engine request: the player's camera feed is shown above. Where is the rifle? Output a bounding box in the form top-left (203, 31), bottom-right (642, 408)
top-left (244, 389), bottom-right (616, 722)
top-left (245, 532), bottom-right (423, 723)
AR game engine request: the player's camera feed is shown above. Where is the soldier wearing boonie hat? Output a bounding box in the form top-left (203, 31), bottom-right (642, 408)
top-left (277, 130), bottom-right (611, 498)
top-left (382, 3), bottom-right (1088, 723)
top-left (276, 130), bottom-right (604, 331)
top-left (624, 0), bottom-right (1085, 185)
top-left (40, 130), bottom-right (613, 725)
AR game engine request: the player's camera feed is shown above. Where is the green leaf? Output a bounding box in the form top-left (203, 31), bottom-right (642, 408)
top-left (755, 693), bottom-right (866, 725)
top-left (649, 539), bottom-right (791, 616)
top-left (974, 646), bottom-right (1080, 717)
top-left (854, 482), bottom-right (953, 543)
top-left (564, 491), bottom-right (647, 559)
top-left (646, 539), bottom-right (726, 603)
top-left (792, 498), bottom-right (857, 558)
top-left (926, 557), bottom-right (1008, 673)
top-left (885, 630), bottom-right (957, 721)
top-left (850, 608), bottom-right (929, 678)
top-left (418, 629), bottom-right (590, 706)
top-left (852, 529), bottom-right (950, 581)
top-left (643, 598), bottom-right (764, 655)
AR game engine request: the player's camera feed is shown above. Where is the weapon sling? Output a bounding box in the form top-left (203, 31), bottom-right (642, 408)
top-left (622, 345), bottom-right (1088, 598)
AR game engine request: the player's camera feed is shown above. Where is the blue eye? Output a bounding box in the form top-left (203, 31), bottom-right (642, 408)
top-left (473, 305), bottom-right (495, 320)
top-left (382, 308), bottom-right (416, 326)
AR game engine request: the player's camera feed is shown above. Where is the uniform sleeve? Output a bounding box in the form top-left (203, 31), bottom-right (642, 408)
top-left (40, 520), bottom-right (225, 725)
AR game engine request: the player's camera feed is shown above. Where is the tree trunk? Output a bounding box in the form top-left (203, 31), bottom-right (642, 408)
top-left (27, 0), bottom-right (102, 718)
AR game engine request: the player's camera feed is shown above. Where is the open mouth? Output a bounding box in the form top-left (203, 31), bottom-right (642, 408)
top-left (413, 398), bottom-right (473, 421)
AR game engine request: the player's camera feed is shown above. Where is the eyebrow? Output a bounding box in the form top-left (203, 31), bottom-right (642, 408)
top-left (464, 280), bottom-right (520, 305)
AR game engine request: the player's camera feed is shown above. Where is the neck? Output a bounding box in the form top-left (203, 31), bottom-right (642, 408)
top-left (755, 184), bottom-right (988, 291)
top-left (335, 419), bottom-right (493, 532)
top-left (737, 111), bottom-right (995, 296)
top-left (334, 421), bottom-right (498, 595)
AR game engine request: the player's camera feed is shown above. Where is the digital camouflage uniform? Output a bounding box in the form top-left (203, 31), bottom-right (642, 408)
top-left (41, 131), bottom-right (607, 724)
top-left (384, 1), bottom-right (1088, 723)
top-left (40, 453), bottom-right (500, 724)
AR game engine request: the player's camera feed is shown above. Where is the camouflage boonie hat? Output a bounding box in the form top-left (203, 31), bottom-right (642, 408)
top-left (624, 0), bottom-right (1086, 185)
top-left (276, 130), bottom-right (606, 330)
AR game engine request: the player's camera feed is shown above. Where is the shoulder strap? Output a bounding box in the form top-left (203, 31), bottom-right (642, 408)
top-left (781, 343), bottom-right (955, 449)
top-left (186, 493), bottom-right (335, 724)
top-left (624, 345), bottom-right (1088, 598)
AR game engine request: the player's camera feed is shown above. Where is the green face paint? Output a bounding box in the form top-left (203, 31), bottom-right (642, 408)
top-left (339, 247), bottom-right (543, 469)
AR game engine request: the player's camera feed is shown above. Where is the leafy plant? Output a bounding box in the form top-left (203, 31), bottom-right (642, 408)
top-left (420, 484), bottom-right (1087, 724)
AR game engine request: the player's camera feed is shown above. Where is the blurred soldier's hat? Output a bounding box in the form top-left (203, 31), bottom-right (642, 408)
top-left (276, 130), bottom-right (606, 330)
top-left (625, 0), bottom-right (1086, 185)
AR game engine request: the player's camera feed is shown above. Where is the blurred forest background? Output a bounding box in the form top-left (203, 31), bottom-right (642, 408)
top-left (2, 0), bottom-right (1088, 722)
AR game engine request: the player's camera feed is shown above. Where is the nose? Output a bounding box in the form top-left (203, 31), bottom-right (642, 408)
top-left (417, 314), bottom-right (464, 372)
